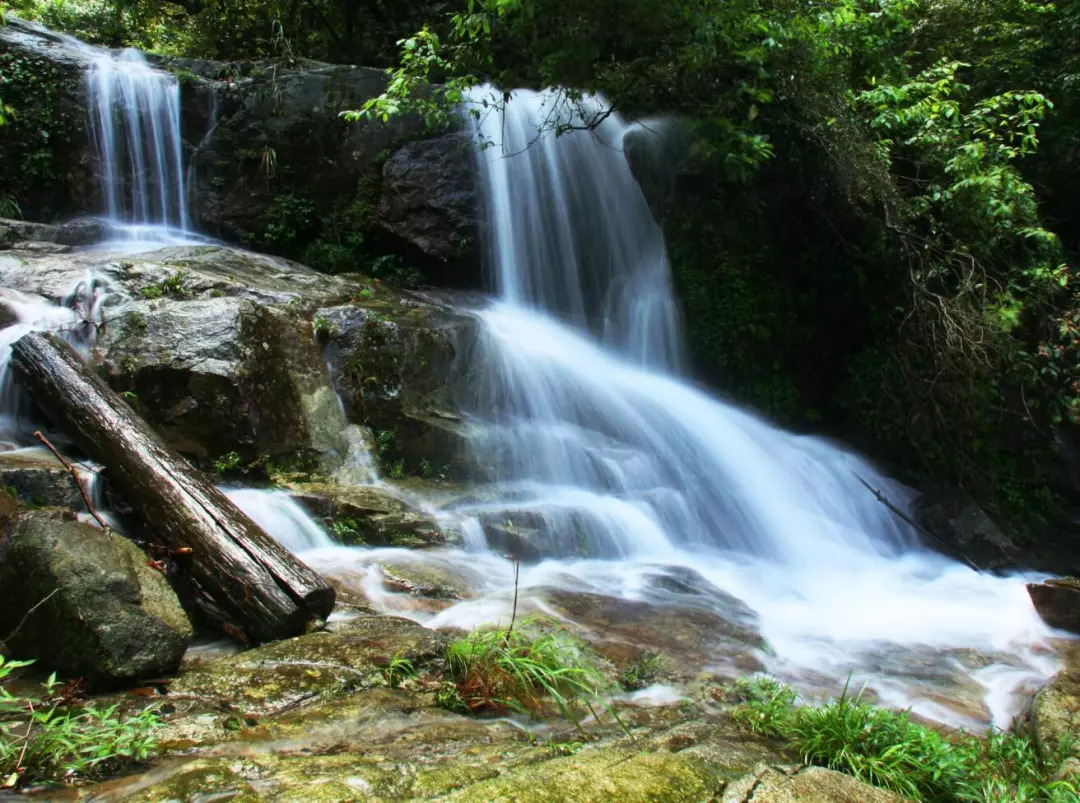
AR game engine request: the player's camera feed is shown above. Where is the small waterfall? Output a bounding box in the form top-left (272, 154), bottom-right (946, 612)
top-left (225, 489), bottom-right (335, 553)
top-left (85, 48), bottom-right (190, 236)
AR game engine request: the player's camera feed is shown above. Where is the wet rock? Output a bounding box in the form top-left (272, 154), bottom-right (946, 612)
top-left (720, 763), bottom-right (908, 803)
top-left (319, 300), bottom-right (478, 479)
top-left (376, 132), bottom-right (478, 267)
top-left (0, 241), bottom-right (477, 465)
top-left (0, 20), bottom-right (96, 221)
top-left (0, 509), bottom-right (193, 684)
top-left (167, 615), bottom-right (448, 715)
top-left (0, 217), bottom-right (110, 247)
top-left (1029, 641), bottom-right (1080, 760)
top-left (377, 559), bottom-right (474, 600)
top-left (540, 589), bottom-right (764, 684)
top-left (915, 489), bottom-right (1019, 570)
top-left (189, 64), bottom-right (416, 245)
top-left (289, 482), bottom-right (445, 547)
top-left (1028, 577), bottom-right (1080, 633)
top-left (0, 448), bottom-right (87, 508)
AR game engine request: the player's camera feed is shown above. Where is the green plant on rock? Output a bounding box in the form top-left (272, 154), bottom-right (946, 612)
top-left (312, 314), bottom-right (338, 340)
top-left (1, 656), bottom-right (160, 790)
top-left (446, 621), bottom-right (601, 720)
top-left (140, 271), bottom-right (188, 300)
top-left (618, 651), bottom-right (664, 692)
top-left (731, 676), bottom-right (1078, 802)
top-left (381, 654), bottom-right (416, 688)
top-left (212, 451), bottom-right (243, 475)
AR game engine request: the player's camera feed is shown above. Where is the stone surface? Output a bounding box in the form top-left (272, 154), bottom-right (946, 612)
top-left (1028, 577), bottom-right (1080, 633)
top-left (0, 508), bottom-right (193, 684)
top-left (0, 447), bottom-right (87, 509)
top-left (1029, 640), bottom-right (1080, 760)
top-left (319, 299), bottom-right (477, 479)
top-left (719, 763), bottom-right (909, 803)
top-left (0, 238), bottom-right (477, 466)
top-left (289, 482), bottom-right (445, 547)
top-left (376, 132), bottom-right (478, 264)
top-left (0, 19), bottom-right (96, 221)
top-left (167, 615), bottom-right (449, 715)
top-left (915, 489), bottom-right (1019, 570)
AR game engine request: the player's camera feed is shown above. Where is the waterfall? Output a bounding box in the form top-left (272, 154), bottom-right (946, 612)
top-left (445, 85), bottom-right (1059, 727)
top-left (85, 47), bottom-right (190, 237)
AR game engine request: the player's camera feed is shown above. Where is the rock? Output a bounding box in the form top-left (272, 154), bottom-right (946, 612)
top-left (1028, 577), bottom-right (1080, 633)
top-left (0, 19), bottom-right (96, 221)
top-left (0, 217), bottom-right (110, 248)
top-left (0, 241), bottom-right (478, 466)
top-left (0, 448), bottom-right (87, 508)
top-left (720, 763), bottom-right (909, 803)
top-left (167, 615), bottom-right (448, 715)
top-left (0, 509), bottom-right (192, 684)
top-left (539, 589), bottom-right (764, 684)
top-left (376, 132), bottom-right (478, 268)
top-left (320, 299), bottom-right (478, 479)
top-left (915, 489), bottom-right (1019, 570)
top-left (1029, 641), bottom-right (1080, 760)
top-left (288, 482), bottom-right (445, 547)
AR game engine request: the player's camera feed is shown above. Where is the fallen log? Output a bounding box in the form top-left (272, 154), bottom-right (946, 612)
top-left (10, 331), bottom-right (335, 643)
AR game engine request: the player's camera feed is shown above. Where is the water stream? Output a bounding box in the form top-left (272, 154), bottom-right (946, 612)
top-left (287, 87), bottom-right (1064, 730)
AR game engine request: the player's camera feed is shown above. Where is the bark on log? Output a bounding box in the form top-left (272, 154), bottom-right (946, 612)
top-left (10, 331), bottom-right (335, 643)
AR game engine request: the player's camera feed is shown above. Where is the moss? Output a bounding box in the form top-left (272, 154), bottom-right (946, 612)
top-left (447, 747), bottom-right (717, 802)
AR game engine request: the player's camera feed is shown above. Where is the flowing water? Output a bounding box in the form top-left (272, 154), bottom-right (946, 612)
top-left (284, 87), bottom-right (1064, 730)
top-left (84, 47), bottom-right (191, 240)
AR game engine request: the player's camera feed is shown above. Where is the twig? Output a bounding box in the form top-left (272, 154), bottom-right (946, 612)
top-left (2, 589), bottom-right (59, 646)
top-left (16, 699), bottom-right (34, 776)
top-left (506, 560), bottom-right (521, 637)
top-left (33, 431), bottom-right (108, 530)
top-left (852, 472), bottom-right (980, 570)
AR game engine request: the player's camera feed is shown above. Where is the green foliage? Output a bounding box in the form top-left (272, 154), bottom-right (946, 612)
top-left (140, 271), bottom-right (188, 300)
top-left (446, 621), bottom-right (601, 718)
top-left (617, 651), bottom-right (664, 692)
top-left (731, 676), bottom-right (1078, 802)
top-left (262, 194), bottom-right (315, 251)
top-left (312, 314), bottom-right (338, 340)
top-left (1, 656), bottom-right (160, 790)
top-left (381, 654), bottom-right (416, 688)
top-left (212, 450), bottom-right (243, 475)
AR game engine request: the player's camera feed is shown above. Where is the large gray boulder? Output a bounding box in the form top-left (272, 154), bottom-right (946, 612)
top-left (0, 235), bottom-right (478, 472)
top-left (0, 508), bottom-right (193, 684)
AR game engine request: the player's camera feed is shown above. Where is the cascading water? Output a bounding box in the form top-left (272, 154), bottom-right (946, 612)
top-left (85, 47), bottom-right (191, 238)
top-left (415, 84), bottom-right (1059, 727)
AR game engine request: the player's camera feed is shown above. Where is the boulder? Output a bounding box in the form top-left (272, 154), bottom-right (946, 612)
top-left (1029, 641), bottom-right (1080, 760)
top-left (0, 509), bottom-right (193, 684)
top-left (376, 132), bottom-right (478, 268)
top-left (0, 239), bottom-right (478, 468)
top-left (319, 298), bottom-right (477, 480)
top-left (914, 489), bottom-right (1019, 570)
top-left (1027, 577), bottom-right (1080, 633)
top-left (289, 482), bottom-right (445, 547)
top-left (720, 763), bottom-right (909, 803)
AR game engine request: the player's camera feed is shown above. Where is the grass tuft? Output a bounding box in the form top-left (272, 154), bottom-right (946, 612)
top-left (446, 621), bottom-right (601, 720)
top-left (731, 676), bottom-right (1078, 802)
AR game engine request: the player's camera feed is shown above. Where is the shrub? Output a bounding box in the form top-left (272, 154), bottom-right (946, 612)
top-left (731, 676), bottom-right (1078, 802)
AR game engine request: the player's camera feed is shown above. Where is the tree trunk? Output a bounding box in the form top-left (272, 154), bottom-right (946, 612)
top-left (10, 331), bottom-right (335, 643)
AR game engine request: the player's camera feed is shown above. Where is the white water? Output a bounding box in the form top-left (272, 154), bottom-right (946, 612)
top-left (402, 86), bottom-right (1059, 728)
top-left (85, 47), bottom-right (190, 239)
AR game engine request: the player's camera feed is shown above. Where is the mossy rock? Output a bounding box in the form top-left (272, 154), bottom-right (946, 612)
top-left (166, 615), bottom-right (449, 715)
top-left (0, 509), bottom-right (192, 685)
